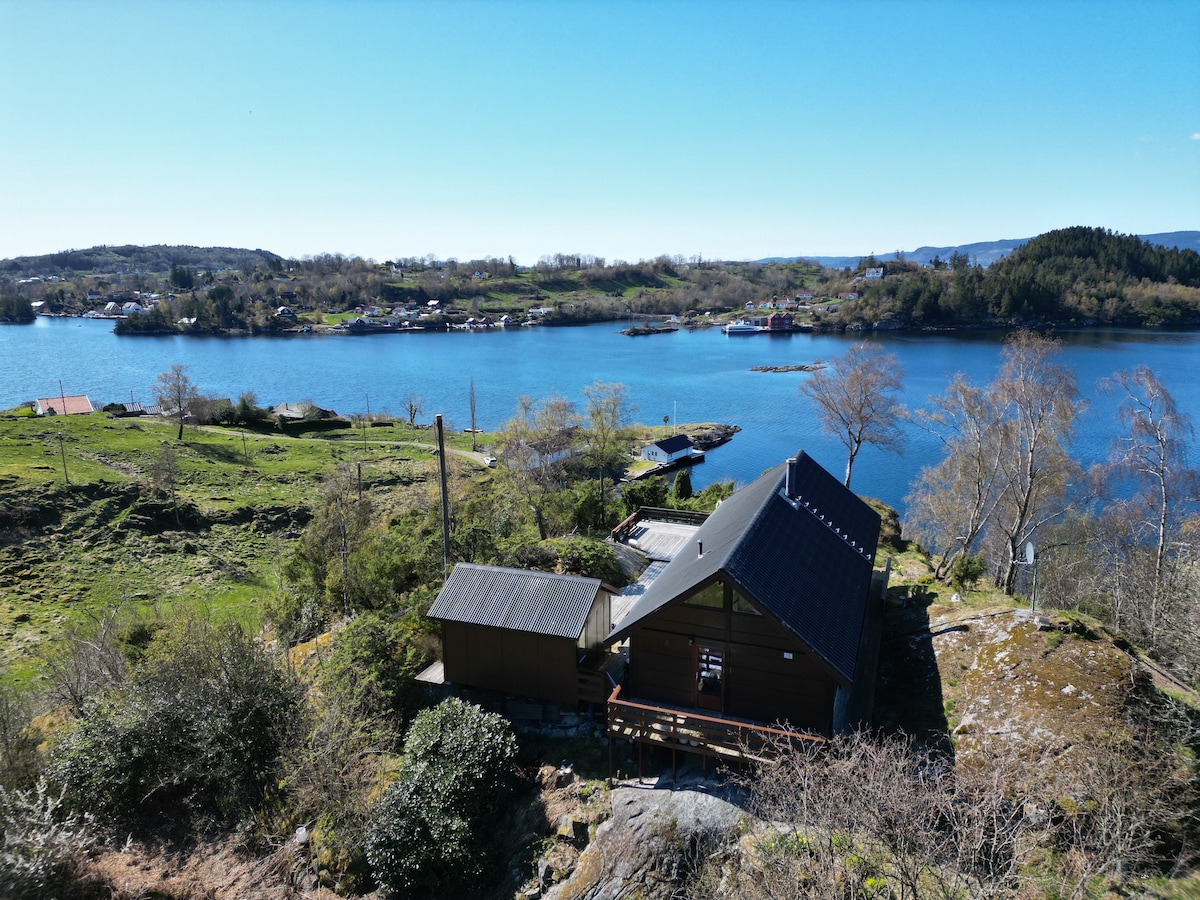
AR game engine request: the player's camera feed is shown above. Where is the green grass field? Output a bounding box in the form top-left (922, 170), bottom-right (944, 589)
top-left (0, 411), bottom-right (496, 684)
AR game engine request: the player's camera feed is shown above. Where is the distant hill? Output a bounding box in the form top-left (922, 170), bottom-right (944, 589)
top-left (764, 230), bottom-right (1200, 269)
top-left (0, 244), bottom-right (284, 278)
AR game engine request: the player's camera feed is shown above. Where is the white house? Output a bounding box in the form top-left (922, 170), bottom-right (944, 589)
top-left (641, 434), bottom-right (695, 464)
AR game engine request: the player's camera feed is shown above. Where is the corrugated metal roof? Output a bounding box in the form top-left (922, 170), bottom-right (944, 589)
top-left (608, 450), bottom-right (881, 686)
top-left (428, 563), bottom-right (602, 640)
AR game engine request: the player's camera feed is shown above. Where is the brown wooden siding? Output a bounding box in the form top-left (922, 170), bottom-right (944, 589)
top-left (442, 622), bottom-right (579, 705)
top-left (580, 590), bottom-right (612, 650)
top-left (625, 598), bottom-right (836, 734)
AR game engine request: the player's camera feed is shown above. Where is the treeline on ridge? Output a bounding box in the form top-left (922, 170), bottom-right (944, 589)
top-left (846, 227), bottom-right (1200, 327)
top-left (5, 227), bottom-right (1200, 333)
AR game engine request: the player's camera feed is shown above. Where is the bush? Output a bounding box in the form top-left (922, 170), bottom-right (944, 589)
top-left (365, 698), bottom-right (518, 895)
top-left (620, 476), bottom-right (668, 517)
top-left (0, 778), bottom-right (95, 899)
top-left (547, 536), bottom-right (623, 586)
top-left (48, 616), bottom-right (303, 830)
top-left (951, 552), bottom-right (987, 590)
top-left (320, 612), bottom-right (431, 728)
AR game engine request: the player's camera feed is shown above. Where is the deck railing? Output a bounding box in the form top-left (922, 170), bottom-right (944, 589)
top-left (610, 507), bottom-right (710, 543)
top-left (607, 684), bottom-right (823, 777)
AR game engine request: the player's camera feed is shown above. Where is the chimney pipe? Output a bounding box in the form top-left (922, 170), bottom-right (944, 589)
top-left (785, 456), bottom-right (799, 499)
top-left (697, 541), bottom-right (703, 558)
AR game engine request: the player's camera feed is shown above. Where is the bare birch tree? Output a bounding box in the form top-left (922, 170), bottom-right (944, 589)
top-left (1095, 366), bottom-right (1200, 669)
top-left (582, 380), bottom-right (636, 525)
top-left (798, 343), bottom-right (904, 488)
top-left (496, 394), bottom-right (580, 540)
top-left (154, 363), bottom-right (199, 441)
top-left (992, 331), bottom-right (1081, 594)
top-left (907, 374), bottom-right (1007, 580)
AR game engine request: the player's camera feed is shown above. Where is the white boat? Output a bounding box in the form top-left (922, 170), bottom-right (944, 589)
top-left (722, 321), bottom-right (760, 334)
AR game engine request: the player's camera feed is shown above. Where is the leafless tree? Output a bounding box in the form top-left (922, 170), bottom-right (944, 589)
top-left (991, 331), bottom-right (1082, 593)
top-left (798, 342), bottom-right (905, 487)
top-left (154, 363), bottom-right (200, 440)
top-left (468, 377), bottom-right (477, 452)
top-left (1100, 366), bottom-right (1198, 639)
top-left (149, 441), bottom-right (180, 523)
top-left (907, 374), bottom-right (1007, 580)
top-left (495, 394), bottom-right (580, 540)
top-left (582, 380), bottom-right (636, 524)
top-left (403, 391), bottom-right (425, 427)
top-left (36, 608), bottom-right (127, 717)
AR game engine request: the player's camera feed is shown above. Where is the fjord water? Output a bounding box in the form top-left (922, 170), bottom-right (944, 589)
top-left (4, 318), bottom-right (1199, 514)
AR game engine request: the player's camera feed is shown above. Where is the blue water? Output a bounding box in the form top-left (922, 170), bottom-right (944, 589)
top-left (3, 319), bottom-right (1199, 514)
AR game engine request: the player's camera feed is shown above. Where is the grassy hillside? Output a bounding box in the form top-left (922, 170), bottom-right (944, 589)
top-left (0, 411), bottom-right (487, 683)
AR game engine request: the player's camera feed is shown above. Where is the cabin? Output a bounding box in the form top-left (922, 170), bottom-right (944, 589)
top-left (641, 434), bottom-right (695, 464)
top-left (607, 451), bottom-right (882, 739)
top-left (428, 563), bottom-right (616, 706)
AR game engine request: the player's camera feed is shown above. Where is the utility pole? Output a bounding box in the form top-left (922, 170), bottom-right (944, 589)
top-left (58, 433), bottom-right (69, 484)
top-left (435, 414), bottom-right (451, 575)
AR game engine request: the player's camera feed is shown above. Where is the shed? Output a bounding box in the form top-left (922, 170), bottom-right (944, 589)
top-left (428, 564), bottom-right (615, 705)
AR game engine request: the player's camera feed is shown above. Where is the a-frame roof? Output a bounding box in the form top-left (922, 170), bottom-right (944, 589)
top-left (608, 451), bottom-right (881, 686)
top-left (428, 563), bottom-right (602, 640)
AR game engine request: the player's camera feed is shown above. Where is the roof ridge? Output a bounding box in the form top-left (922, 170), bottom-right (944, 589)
top-left (781, 487), bottom-right (874, 561)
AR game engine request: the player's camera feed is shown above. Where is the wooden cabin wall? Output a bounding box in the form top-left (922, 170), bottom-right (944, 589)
top-left (627, 600), bottom-right (836, 734)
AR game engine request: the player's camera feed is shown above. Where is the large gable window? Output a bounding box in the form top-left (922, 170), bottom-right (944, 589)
top-left (732, 589), bottom-right (762, 615)
top-left (683, 581), bottom-right (723, 609)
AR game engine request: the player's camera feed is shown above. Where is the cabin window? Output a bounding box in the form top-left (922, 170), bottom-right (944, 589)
top-left (732, 589), bottom-right (761, 615)
top-left (683, 582), bottom-right (723, 609)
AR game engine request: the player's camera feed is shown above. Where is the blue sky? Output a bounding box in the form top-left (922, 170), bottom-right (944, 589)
top-left (2, 0), bottom-right (1197, 263)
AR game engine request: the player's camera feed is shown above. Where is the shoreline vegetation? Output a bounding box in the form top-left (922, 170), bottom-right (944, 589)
top-left (3, 227), bottom-right (1199, 338)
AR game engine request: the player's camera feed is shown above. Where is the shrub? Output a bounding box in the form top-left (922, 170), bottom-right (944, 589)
top-left (548, 536), bottom-right (623, 586)
top-left (0, 778), bottom-right (95, 899)
top-left (951, 552), bottom-right (987, 590)
top-left (48, 616), bottom-right (303, 830)
top-left (319, 612), bottom-right (430, 728)
top-left (365, 698), bottom-right (518, 894)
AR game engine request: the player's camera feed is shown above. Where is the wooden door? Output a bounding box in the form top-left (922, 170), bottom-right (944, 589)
top-left (694, 644), bottom-right (725, 712)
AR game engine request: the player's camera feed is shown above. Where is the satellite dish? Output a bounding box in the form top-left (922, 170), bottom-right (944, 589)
top-left (1024, 542), bottom-right (1035, 565)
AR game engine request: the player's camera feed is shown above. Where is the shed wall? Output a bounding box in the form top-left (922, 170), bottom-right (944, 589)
top-left (441, 621), bottom-right (579, 705)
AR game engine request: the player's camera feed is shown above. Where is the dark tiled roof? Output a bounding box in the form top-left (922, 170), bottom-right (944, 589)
top-left (653, 434), bottom-right (693, 454)
top-left (608, 451), bottom-right (880, 686)
top-left (428, 563), bottom-right (601, 640)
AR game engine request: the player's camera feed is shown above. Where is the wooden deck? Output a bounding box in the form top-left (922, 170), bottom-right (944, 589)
top-left (607, 684), bottom-right (824, 779)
